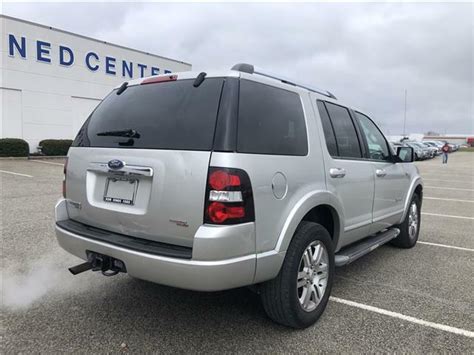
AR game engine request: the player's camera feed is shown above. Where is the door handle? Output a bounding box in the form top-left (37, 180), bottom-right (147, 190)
top-left (375, 169), bottom-right (387, 177)
top-left (329, 168), bottom-right (346, 178)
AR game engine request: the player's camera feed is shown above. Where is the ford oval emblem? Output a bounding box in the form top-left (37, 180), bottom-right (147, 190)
top-left (108, 159), bottom-right (124, 170)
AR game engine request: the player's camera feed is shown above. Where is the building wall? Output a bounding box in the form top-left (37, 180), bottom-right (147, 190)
top-left (0, 15), bottom-right (191, 151)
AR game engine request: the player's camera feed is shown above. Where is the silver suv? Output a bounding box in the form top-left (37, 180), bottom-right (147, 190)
top-left (55, 64), bottom-right (423, 328)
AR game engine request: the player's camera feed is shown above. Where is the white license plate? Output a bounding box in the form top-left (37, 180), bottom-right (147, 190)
top-left (103, 178), bottom-right (138, 205)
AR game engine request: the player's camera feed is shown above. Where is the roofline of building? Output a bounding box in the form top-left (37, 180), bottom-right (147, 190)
top-left (0, 14), bottom-right (192, 67)
top-left (424, 135), bottom-right (473, 139)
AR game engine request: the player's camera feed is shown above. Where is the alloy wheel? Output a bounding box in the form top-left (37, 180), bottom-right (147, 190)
top-left (297, 241), bottom-right (329, 312)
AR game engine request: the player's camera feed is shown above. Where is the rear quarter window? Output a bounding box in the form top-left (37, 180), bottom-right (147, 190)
top-left (237, 80), bottom-right (308, 156)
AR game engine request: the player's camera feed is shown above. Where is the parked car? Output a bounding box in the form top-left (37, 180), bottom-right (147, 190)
top-left (420, 142), bottom-right (438, 157)
top-left (423, 141), bottom-right (442, 155)
top-left (438, 140), bottom-right (458, 152)
top-left (405, 142), bottom-right (429, 160)
top-left (55, 64), bottom-right (423, 329)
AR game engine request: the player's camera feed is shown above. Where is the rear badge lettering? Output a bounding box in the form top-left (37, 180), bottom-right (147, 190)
top-left (169, 219), bottom-right (189, 227)
top-left (66, 200), bottom-right (82, 209)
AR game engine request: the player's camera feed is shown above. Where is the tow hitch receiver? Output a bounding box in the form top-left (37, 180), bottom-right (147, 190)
top-left (68, 251), bottom-right (127, 276)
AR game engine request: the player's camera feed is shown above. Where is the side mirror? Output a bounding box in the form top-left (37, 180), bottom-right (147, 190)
top-left (396, 146), bottom-right (414, 163)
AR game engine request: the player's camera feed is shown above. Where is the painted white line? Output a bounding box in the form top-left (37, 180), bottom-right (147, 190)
top-left (421, 173), bottom-right (474, 178)
top-left (424, 197), bottom-right (474, 203)
top-left (29, 160), bottom-right (64, 166)
top-left (422, 212), bottom-right (474, 220)
top-left (0, 169), bottom-right (33, 178)
top-left (418, 241), bottom-right (474, 252)
top-left (423, 178), bottom-right (474, 184)
top-left (330, 297), bottom-right (474, 338)
top-left (425, 186), bottom-right (474, 192)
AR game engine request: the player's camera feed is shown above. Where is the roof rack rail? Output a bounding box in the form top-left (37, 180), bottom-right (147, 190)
top-left (231, 63), bottom-right (337, 99)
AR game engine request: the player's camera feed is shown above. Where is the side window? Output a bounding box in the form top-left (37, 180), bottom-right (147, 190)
top-left (237, 80), bottom-right (308, 156)
top-left (316, 100), bottom-right (338, 156)
top-left (355, 112), bottom-right (390, 161)
top-left (324, 102), bottom-right (362, 158)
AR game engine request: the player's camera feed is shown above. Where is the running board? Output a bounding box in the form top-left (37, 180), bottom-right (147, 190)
top-left (335, 228), bottom-right (400, 267)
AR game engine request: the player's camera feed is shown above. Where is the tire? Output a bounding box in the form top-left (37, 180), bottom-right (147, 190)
top-left (260, 221), bottom-right (335, 329)
top-left (391, 194), bottom-right (421, 248)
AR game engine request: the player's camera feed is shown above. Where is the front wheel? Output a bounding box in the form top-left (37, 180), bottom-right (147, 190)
top-left (260, 222), bottom-right (335, 328)
top-left (391, 194), bottom-right (421, 248)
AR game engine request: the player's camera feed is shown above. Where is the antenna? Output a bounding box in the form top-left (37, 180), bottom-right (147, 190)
top-left (403, 89), bottom-right (407, 136)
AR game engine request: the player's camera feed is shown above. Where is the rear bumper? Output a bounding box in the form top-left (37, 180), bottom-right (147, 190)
top-left (55, 199), bottom-right (257, 291)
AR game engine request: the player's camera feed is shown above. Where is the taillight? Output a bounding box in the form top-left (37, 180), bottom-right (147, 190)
top-left (62, 157), bottom-right (68, 198)
top-left (208, 170), bottom-right (241, 190)
top-left (204, 167), bottom-right (254, 225)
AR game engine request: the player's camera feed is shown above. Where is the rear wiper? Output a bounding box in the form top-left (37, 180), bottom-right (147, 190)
top-left (96, 129), bottom-right (140, 138)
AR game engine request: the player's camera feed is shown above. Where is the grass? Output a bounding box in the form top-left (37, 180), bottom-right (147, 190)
top-left (459, 147), bottom-right (474, 152)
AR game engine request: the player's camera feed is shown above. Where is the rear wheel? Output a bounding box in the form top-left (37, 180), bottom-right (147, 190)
top-left (260, 221), bottom-right (334, 328)
top-left (391, 194), bottom-right (421, 248)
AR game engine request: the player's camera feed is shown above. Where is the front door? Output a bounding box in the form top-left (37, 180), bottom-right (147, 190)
top-left (354, 112), bottom-right (410, 233)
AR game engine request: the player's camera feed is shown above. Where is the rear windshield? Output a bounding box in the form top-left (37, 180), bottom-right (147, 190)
top-left (73, 78), bottom-right (224, 150)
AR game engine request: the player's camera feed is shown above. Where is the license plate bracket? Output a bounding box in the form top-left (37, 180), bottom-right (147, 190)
top-left (103, 177), bottom-right (138, 205)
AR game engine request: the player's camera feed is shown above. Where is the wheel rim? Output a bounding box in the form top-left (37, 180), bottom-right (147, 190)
top-left (408, 201), bottom-right (418, 239)
top-left (297, 241), bottom-right (329, 312)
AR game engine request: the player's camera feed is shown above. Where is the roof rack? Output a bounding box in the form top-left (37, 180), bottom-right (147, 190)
top-left (231, 63), bottom-right (337, 99)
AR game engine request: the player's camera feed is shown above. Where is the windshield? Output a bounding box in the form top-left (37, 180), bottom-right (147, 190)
top-left (72, 78), bottom-right (224, 150)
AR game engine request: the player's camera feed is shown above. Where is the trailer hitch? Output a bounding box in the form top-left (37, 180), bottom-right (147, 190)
top-left (68, 251), bottom-right (127, 276)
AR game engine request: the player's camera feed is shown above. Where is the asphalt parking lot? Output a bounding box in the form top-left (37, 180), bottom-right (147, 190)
top-left (1, 153), bottom-right (473, 353)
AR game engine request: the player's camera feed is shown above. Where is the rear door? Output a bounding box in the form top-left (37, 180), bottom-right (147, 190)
top-left (315, 100), bottom-right (375, 247)
top-left (354, 111), bottom-right (410, 233)
top-left (65, 77), bottom-right (225, 248)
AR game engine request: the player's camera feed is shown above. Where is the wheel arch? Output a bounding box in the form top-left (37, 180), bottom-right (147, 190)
top-left (399, 178), bottom-right (423, 223)
top-left (301, 204), bottom-right (340, 248)
top-left (274, 191), bottom-right (344, 253)
top-left (254, 191), bottom-right (343, 285)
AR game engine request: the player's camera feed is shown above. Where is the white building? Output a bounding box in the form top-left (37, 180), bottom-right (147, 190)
top-left (0, 15), bottom-right (191, 151)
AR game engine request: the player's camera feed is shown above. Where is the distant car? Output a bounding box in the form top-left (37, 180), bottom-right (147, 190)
top-left (405, 142), bottom-right (429, 160)
top-left (423, 141), bottom-right (442, 155)
top-left (437, 140), bottom-right (458, 152)
top-left (414, 142), bottom-right (434, 159)
top-left (420, 142), bottom-right (438, 157)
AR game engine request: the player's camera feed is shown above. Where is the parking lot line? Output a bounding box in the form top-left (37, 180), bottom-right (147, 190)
top-left (423, 178), bottom-right (473, 184)
top-left (421, 173), bottom-right (474, 179)
top-left (29, 160), bottom-right (64, 166)
top-left (422, 212), bottom-right (474, 220)
top-left (0, 169), bottom-right (33, 178)
top-left (330, 297), bottom-right (474, 338)
top-left (424, 186), bottom-right (474, 192)
top-left (418, 241), bottom-right (474, 252)
top-left (424, 197), bottom-right (474, 203)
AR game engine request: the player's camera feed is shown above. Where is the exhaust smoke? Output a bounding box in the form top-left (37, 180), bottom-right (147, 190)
top-left (3, 252), bottom-right (90, 310)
